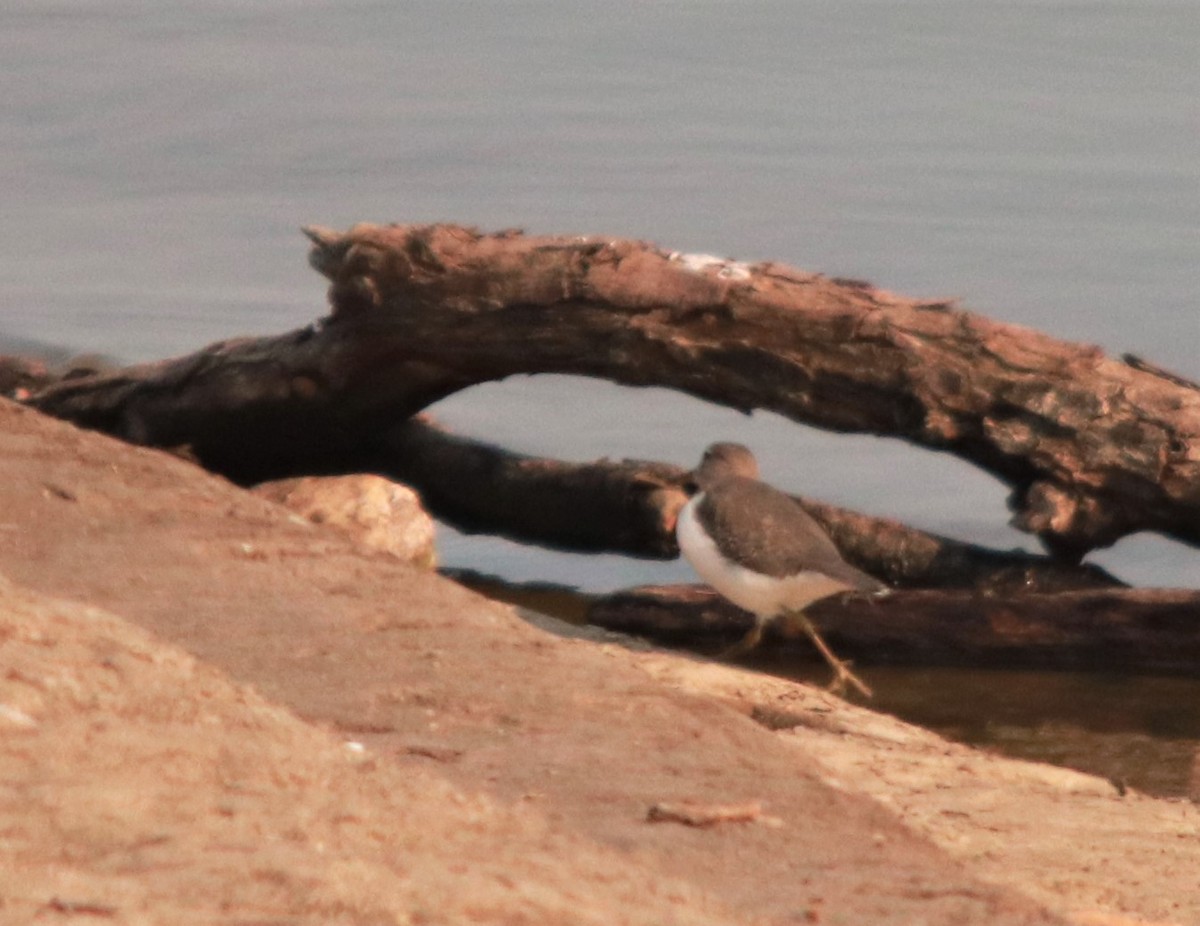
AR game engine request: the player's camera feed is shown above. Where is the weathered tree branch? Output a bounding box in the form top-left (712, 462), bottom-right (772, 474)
top-left (24, 222), bottom-right (1200, 560)
top-left (386, 417), bottom-right (1123, 592)
top-left (384, 417), bottom-right (686, 559)
top-left (588, 585), bottom-right (1200, 675)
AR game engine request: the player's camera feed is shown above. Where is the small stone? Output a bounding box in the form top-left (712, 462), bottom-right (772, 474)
top-left (253, 475), bottom-right (437, 568)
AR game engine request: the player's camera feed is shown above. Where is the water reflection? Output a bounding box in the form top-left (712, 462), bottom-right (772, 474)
top-left (835, 664), bottom-right (1200, 799)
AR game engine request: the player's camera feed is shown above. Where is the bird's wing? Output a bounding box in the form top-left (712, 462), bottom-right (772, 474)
top-left (696, 478), bottom-right (884, 591)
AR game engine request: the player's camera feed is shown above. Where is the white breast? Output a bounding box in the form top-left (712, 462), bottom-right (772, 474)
top-left (676, 494), bottom-right (852, 619)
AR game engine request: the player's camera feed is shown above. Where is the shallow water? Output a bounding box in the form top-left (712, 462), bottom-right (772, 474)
top-left (3, 8), bottom-right (1196, 596)
top-left (822, 665), bottom-right (1200, 799)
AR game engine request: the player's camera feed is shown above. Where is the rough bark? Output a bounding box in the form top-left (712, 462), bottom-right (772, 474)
top-left (387, 417), bottom-right (1123, 592)
top-left (589, 585), bottom-right (1200, 675)
top-left (384, 417), bottom-right (686, 559)
top-left (23, 221), bottom-right (1200, 560)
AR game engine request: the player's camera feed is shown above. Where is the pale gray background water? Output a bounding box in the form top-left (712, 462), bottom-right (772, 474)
top-left (5, 0), bottom-right (1198, 589)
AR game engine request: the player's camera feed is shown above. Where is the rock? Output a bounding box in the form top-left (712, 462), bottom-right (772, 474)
top-left (253, 474), bottom-right (437, 568)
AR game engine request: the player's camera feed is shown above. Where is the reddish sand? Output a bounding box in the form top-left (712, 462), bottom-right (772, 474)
top-left (0, 397), bottom-right (1196, 925)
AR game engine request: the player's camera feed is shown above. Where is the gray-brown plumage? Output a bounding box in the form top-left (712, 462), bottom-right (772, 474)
top-left (691, 444), bottom-right (884, 590)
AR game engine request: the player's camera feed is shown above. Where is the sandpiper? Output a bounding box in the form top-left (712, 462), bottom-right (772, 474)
top-left (676, 442), bottom-right (885, 696)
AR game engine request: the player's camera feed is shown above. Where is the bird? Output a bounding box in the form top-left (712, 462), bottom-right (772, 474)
top-left (675, 442), bottom-right (886, 697)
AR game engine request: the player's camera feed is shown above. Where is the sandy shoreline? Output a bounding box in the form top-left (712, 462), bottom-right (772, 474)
top-left (1, 395), bottom-right (1197, 925)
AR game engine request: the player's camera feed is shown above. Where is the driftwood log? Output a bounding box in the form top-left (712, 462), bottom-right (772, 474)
top-left (12, 221), bottom-right (1200, 670)
top-left (26, 222), bottom-right (1200, 561)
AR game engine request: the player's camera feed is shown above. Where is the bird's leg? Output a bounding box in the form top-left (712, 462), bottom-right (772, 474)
top-left (717, 617), bottom-right (764, 660)
top-left (786, 610), bottom-right (873, 699)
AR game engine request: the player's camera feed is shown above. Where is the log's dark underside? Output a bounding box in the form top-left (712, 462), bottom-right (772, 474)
top-left (11, 222), bottom-right (1200, 673)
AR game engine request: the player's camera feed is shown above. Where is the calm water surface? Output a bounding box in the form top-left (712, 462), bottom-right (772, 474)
top-left (3, 6), bottom-right (1196, 581)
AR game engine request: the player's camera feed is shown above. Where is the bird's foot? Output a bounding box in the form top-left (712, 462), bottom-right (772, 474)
top-left (788, 611), bottom-right (873, 699)
top-left (822, 657), bottom-right (872, 699)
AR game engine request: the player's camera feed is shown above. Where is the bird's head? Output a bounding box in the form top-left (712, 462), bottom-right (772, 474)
top-left (691, 442), bottom-right (760, 491)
